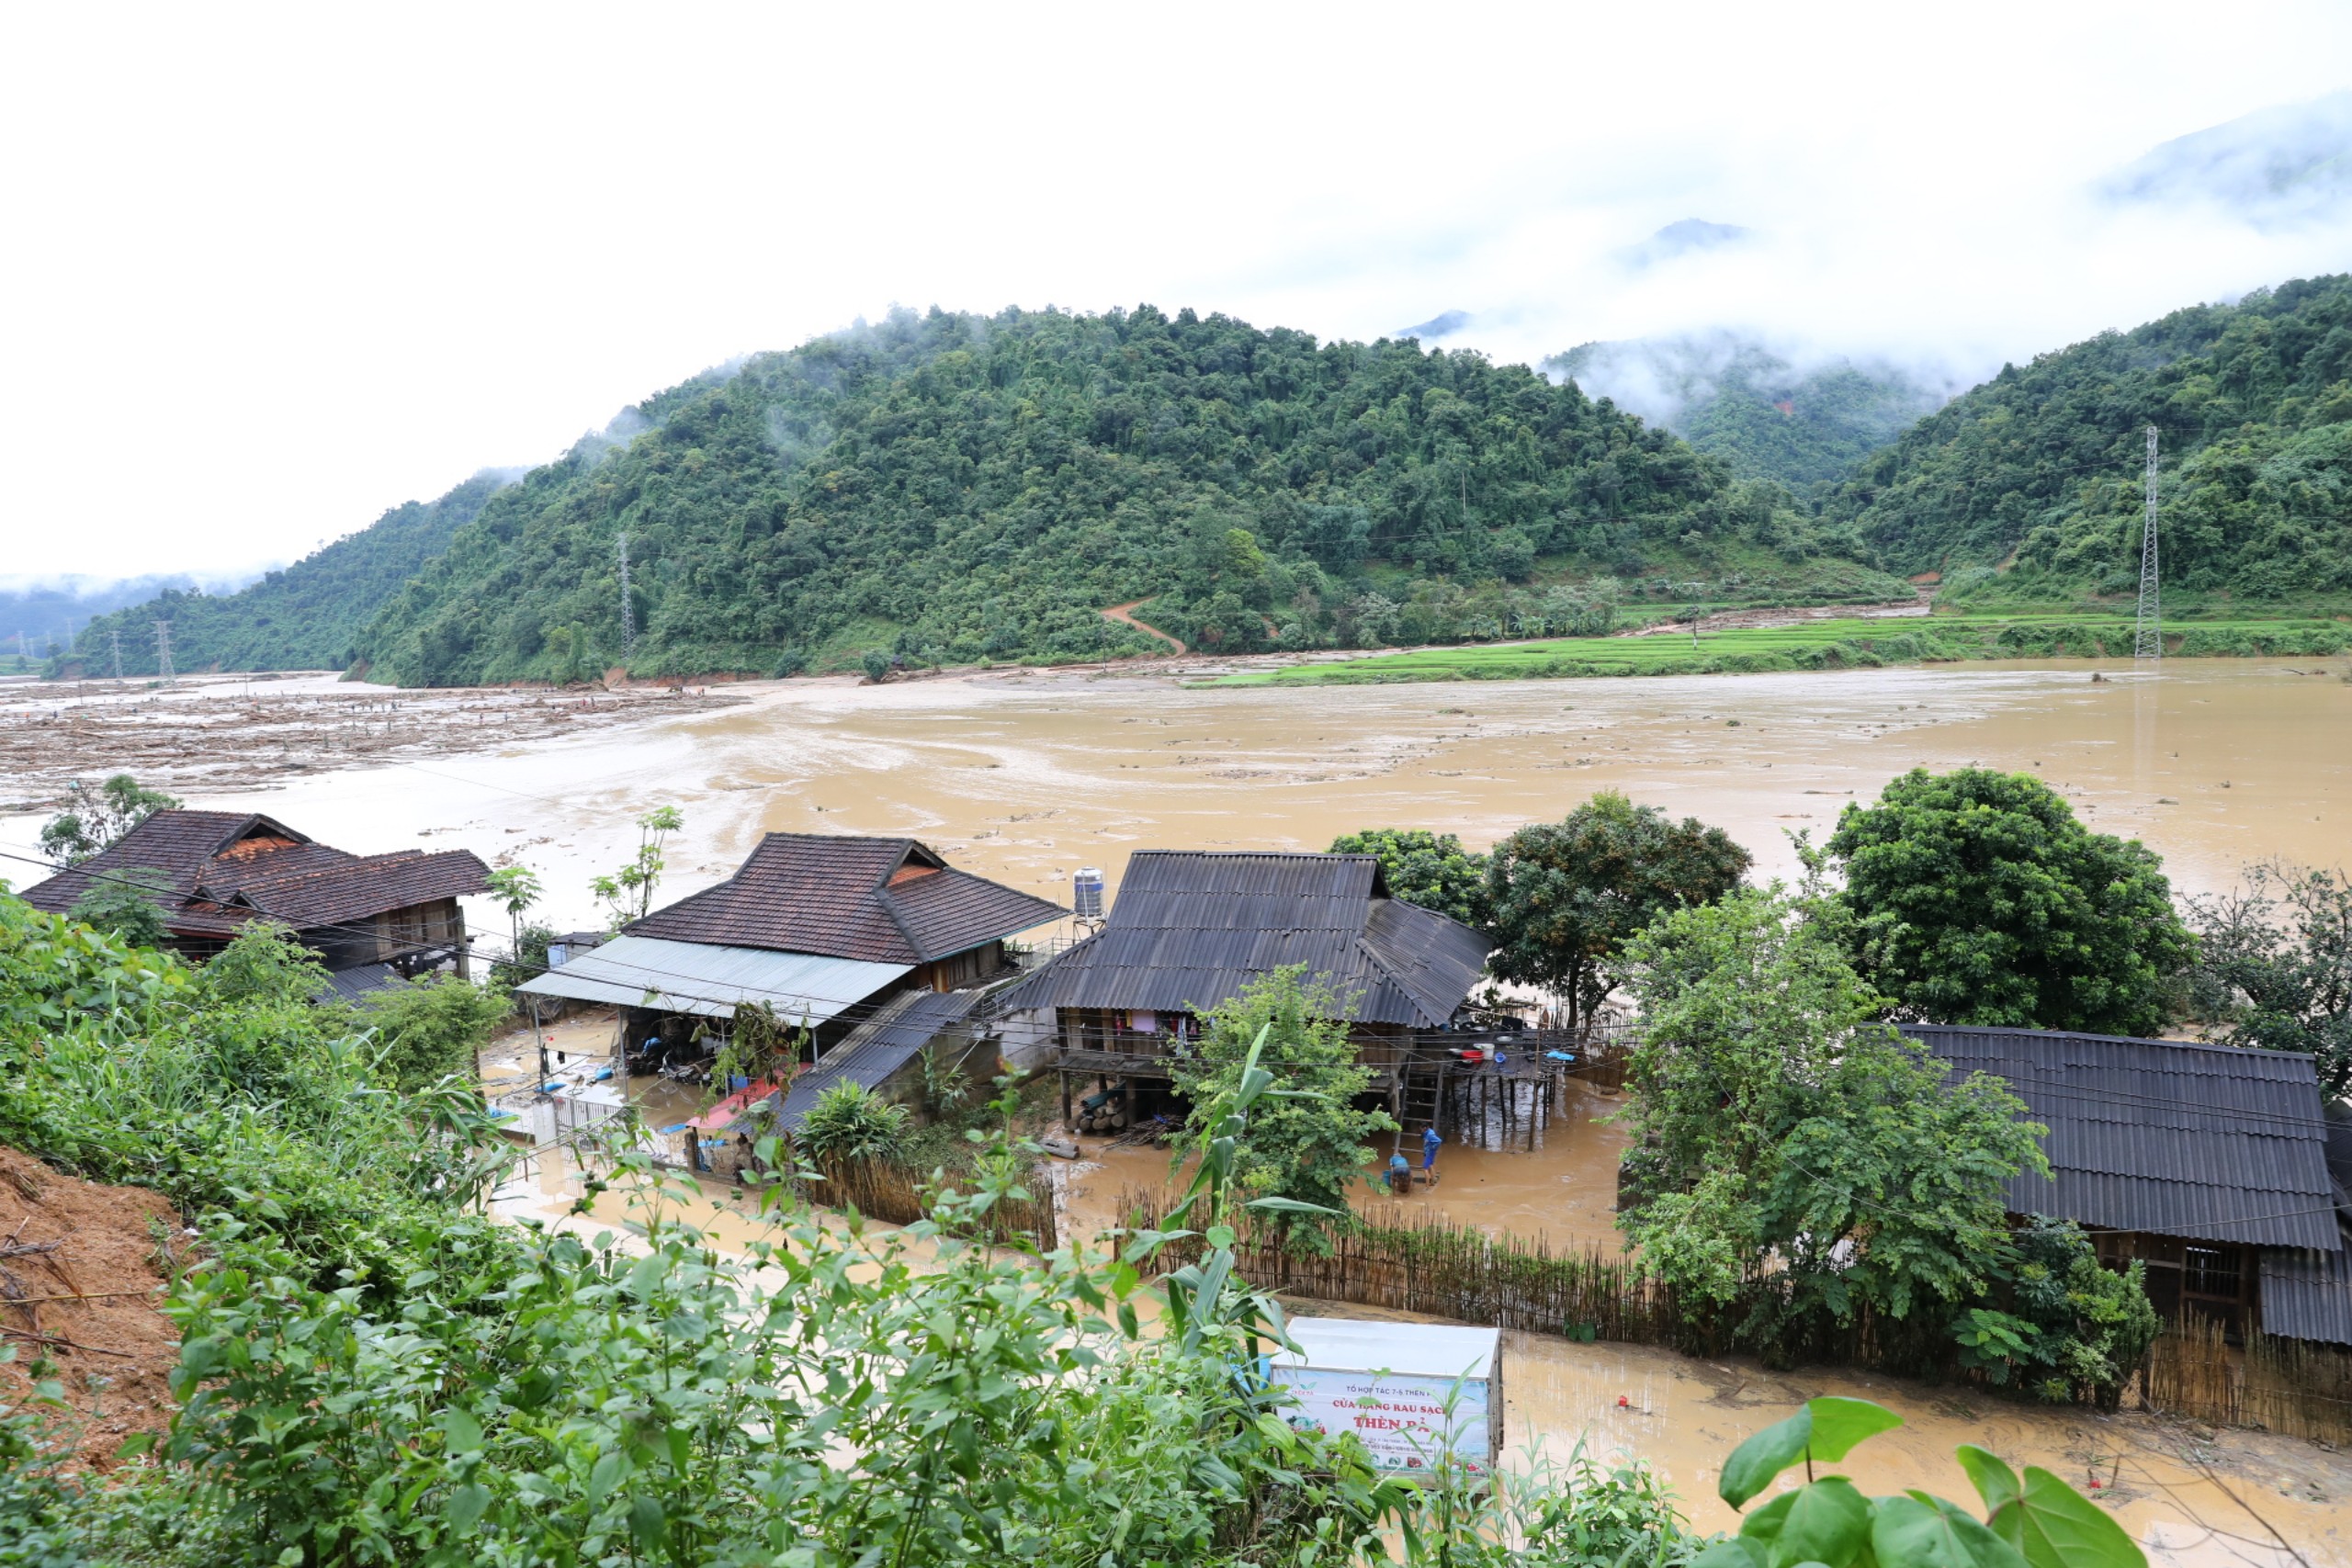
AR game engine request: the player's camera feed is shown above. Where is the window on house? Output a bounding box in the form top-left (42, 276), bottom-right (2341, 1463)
top-left (2183, 1245), bottom-right (2242, 1300)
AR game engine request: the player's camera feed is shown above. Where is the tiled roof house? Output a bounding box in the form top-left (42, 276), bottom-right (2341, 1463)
top-left (17, 809), bottom-right (488, 991)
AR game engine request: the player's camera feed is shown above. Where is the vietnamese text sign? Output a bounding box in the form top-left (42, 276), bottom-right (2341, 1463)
top-left (1270, 1366), bottom-right (1490, 1474)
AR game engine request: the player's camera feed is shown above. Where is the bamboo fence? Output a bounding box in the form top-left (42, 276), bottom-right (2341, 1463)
top-left (1112, 1189), bottom-right (1670, 1343)
top-left (1112, 1192), bottom-right (2352, 1445)
top-left (804, 1156), bottom-right (1059, 1251)
top-left (2143, 1316), bottom-right (2352, 1444)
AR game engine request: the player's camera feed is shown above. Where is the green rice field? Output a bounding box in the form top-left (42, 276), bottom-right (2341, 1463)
top-left (1207, 614), bottom-right (2352, 686)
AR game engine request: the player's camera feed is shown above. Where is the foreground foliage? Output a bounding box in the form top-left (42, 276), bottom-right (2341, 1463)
top-left (0, 892), bottom-right (2143, 1566)
top-left (1704, 1395), bottom-right (2142, 1568)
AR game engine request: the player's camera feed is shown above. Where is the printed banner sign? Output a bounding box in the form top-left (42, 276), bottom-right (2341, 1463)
top-left (1270, 1367), bottom-right (1490, 1473)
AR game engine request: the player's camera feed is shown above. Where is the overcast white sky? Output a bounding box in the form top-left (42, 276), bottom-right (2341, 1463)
top-left (4, 1), bottom-right (2349, 583)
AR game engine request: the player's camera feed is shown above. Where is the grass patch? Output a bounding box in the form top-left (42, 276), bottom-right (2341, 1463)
top-left (1208, 614), bottom-right (2352, 686)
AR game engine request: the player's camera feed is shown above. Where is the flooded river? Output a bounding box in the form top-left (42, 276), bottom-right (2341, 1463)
top-left (10, 656), bottom-right (2340, 935)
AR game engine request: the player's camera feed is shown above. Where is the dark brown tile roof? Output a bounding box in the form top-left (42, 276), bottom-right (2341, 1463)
top-left (17, 809), bottom-right (487, 941)
top-left (628, 833), bottom-right (1065, 964)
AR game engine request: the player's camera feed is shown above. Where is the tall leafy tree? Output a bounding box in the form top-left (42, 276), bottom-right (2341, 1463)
top-left (1483, 791), bottom-right (1750, 1029)
top-left (1618, 882), bottom-right (2050, 1366)
top-left (38, 773), bottom-right (180, 864)
top-left (592, 806), bottom-right (684, 930)
top-left (1826, 768), bottom-right (2194, 1035)
top-left (1329, 828), bottom-right (1488, 928)
top-left (2185, 861), bottom-right (2352, 1095)
top-left (1170, 965), bottom-right (1394, 1257)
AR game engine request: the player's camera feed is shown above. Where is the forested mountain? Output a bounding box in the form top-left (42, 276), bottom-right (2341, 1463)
top-left (1547, 335), bottom-right (1950, 491)
top-left (62, 473), bottom-right (511, 676)
top-left (1, 571), bottom-right (262, 661)
top-left (1828, 274), bottom-right (2352, 607)
top-left (347, 306), bottom-right (1903, 684)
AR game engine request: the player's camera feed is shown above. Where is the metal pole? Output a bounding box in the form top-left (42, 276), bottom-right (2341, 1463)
top-left (2134, 426), bottom-right (2161, 661)
top-left (153, 621), bottom-right (174, 683)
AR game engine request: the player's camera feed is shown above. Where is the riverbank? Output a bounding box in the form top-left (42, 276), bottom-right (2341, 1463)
top-left (1210, 613), bottom-right (2352, 687)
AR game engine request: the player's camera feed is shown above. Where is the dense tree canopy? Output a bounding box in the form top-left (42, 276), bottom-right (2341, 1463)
top-left (1825, 769), bottom-right (2195, 1035)
top-left (1483, 791), bottom-right (1750, 1028)
top-left (1828, 273), bottom-right (2352, 608)
top-left (1617, 883), bottom-right (2053, 1370)
top-left (2185, 862), bottom-right (2352, 1096)
top-left (1328, 828), bottom-right (1488, 928)
top-left (1550, 335), bottom-right (1950, 491)
top-left (342, 305), bottom-right (1899, 684)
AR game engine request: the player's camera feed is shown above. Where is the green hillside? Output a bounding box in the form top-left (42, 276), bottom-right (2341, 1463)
top-left (1547, 335), bottom-right (1949, 491)
top-left (60, 473), bottom-right (510, 676)
top-left (1829, 274), bottom-right (2352, 610)
top-left (349, 306), bottom-right (1905, 685)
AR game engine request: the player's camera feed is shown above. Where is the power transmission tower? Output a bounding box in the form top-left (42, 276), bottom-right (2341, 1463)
top-left (616, 533), bottom-right (637, 659)
top-left (110, 627), bottom-right (123, 682)
top-left (154, 620), bottom-right (175, 683)
top-left (2133, 425), bottom-right (2161, 661)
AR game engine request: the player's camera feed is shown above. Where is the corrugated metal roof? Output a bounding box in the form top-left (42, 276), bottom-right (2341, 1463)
top-left (2259, 1235), bottom-right (2352, 1347)
top-left (773, 989), bottom-right (981, 1132)
top-left (514, 934), bottom-right (910, 1021)
top-left (993, 852), bottom-right (1487, 1027)
top-left (313, 963), bottom-right (406, 1004)
top-left (1905, 1025), bottom-right (2341, 1251)
top-left (626, 834), bottom-right (1064, 964)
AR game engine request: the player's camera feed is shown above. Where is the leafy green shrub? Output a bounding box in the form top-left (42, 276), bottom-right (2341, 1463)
top-left (1328, 828), bottom-right (1489, 927)
top-left (797, 1079), bottom-right (911, 1164)
top-left (64, 866), bottom-right (174, 948)
top-left (357, 973), bottom-right (510, 1090)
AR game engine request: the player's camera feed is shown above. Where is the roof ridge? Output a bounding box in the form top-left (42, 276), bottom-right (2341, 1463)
top-left (871, 844), bottom-right (926, 960)
top-left (1904, 1022), bottom-right (2321, 1066)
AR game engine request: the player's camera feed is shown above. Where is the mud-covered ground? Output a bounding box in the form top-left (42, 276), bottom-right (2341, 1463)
top-left (0, 671), bottom-right (746, 815)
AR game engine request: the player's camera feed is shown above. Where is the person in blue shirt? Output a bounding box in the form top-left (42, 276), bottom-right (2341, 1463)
top-left (1421, 1126), bottom-right (1442, 1184)
top-left (1386, 1151), bottom-right (1411, 1195)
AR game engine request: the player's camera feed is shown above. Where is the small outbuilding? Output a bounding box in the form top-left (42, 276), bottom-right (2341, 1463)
top-left (1907, 1024), bottom-right (2352, 1346)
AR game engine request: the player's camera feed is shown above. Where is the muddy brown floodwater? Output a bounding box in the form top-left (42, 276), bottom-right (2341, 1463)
top-left (1057, 1075), bottom-right (1634, 1252)
top-left (8, 656), bottom-right (2338, 937)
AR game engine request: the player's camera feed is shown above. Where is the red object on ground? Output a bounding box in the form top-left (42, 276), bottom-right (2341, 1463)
top-left (1617, 1395), bottom-right (1629, 1408)
top-left (686, 1077), bottom-right (788, 1132)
